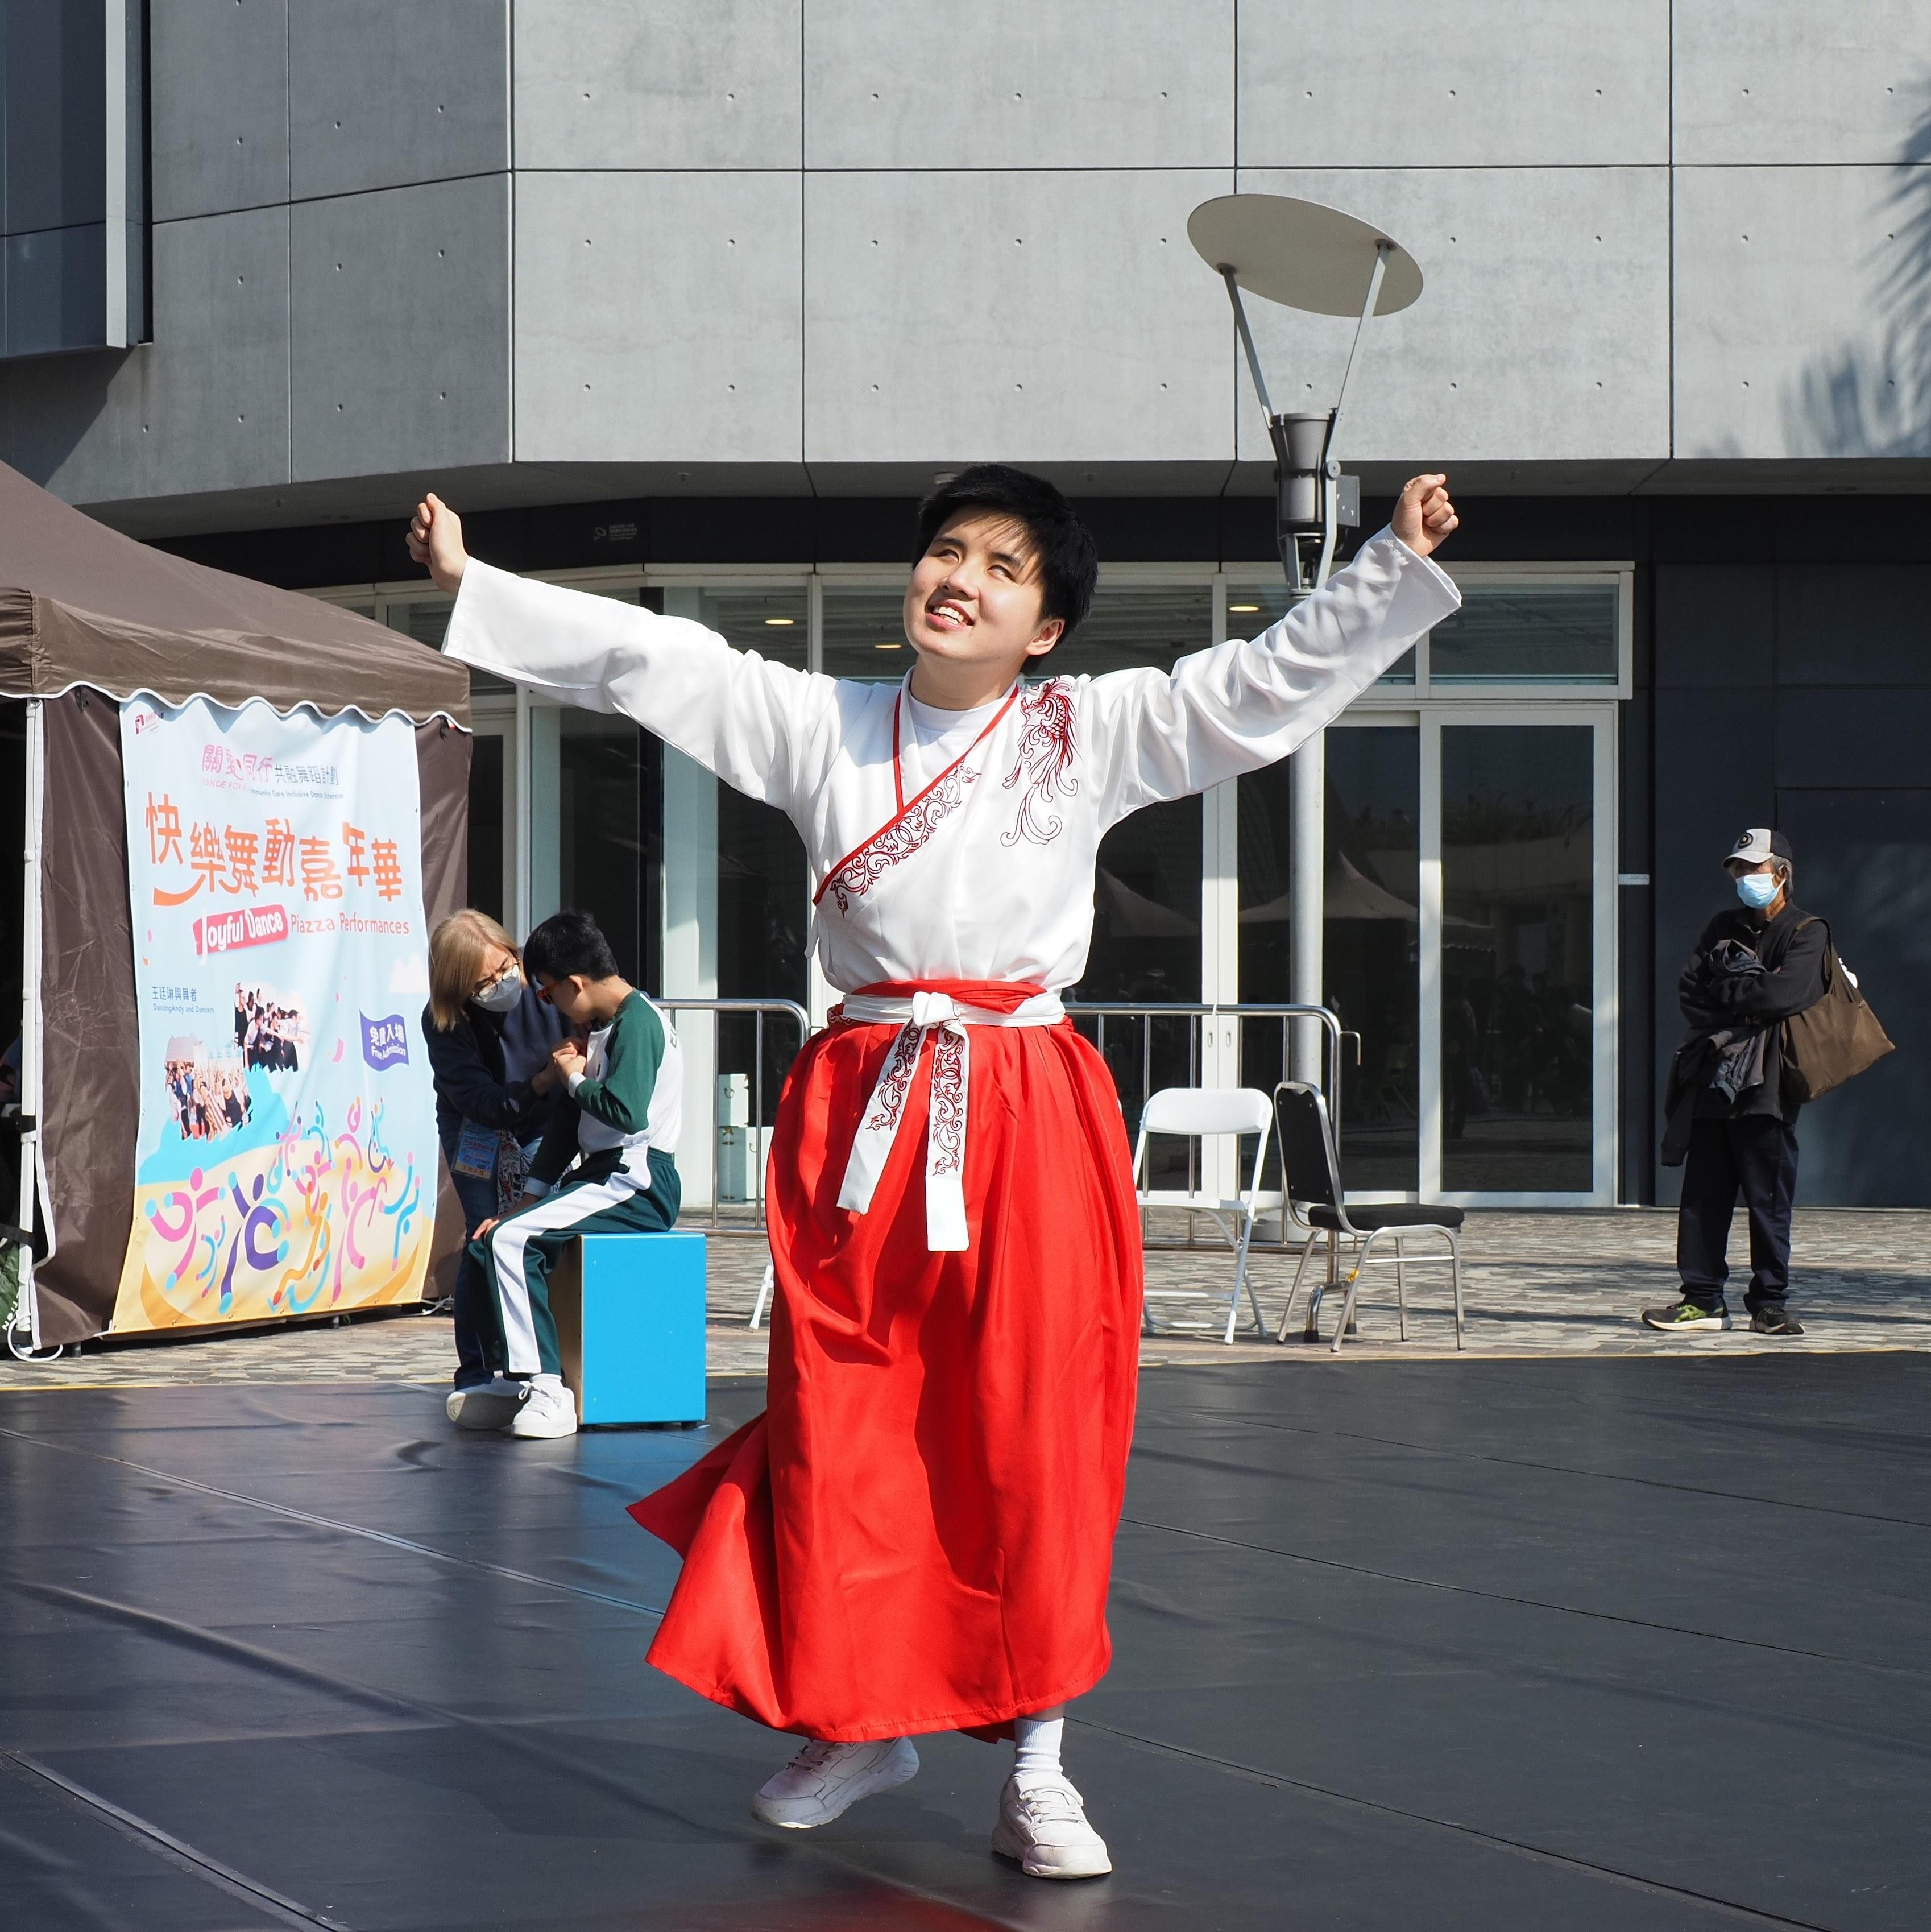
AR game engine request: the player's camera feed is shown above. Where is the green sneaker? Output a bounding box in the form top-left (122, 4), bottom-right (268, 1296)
top-left (1641, 1298), bottom-right (1730, 1333)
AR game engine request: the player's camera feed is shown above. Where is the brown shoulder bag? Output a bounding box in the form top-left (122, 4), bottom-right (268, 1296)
top-left (1780, 918), bottom-right (1895, 1104)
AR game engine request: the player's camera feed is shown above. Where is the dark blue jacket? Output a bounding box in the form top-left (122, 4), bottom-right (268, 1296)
top-left (420, 983), bottom-right (568, 1149)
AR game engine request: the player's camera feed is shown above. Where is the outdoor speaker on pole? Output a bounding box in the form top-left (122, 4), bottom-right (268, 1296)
top-left (1185, 193), bottom-right (1424, 1091)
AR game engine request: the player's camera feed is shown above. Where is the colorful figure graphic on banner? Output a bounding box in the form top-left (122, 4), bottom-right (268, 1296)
top-left (113, 698), bottom-right (438, 1331)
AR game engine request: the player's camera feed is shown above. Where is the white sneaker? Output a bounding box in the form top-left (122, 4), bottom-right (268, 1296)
top-left (507, 1375), bottom-right (577, 1439)
top-left (992, 1773), bottom-right (1112, 1879)
top-left (751, 1736), bottom-right (919, 1829)
top-left (445, 1379), bottom-right (525, 1430)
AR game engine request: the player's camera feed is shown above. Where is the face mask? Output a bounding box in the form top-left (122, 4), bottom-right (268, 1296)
top-left (1735, 872), bottom-right (1779, 910)
top-left (473, 967), bottom-right (524, 1012)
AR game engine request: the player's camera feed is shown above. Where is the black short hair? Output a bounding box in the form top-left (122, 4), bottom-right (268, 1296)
top-left (523, 909), bottom-right (619, 983)
top-left (915, 464), bottom-right (1099, 644)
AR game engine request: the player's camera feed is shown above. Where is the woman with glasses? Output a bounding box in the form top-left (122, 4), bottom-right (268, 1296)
top-left (423, 909), bottom-right (571, 1409)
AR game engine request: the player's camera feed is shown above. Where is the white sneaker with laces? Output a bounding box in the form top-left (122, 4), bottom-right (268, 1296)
top-left (992, 1772), bottom-right (1112, 1879)
top-left (445, 1379), bottom-right (525, 1430)
top-left (507, 1375), bottom-right (577, 1439)
top-left (751, 1736), bottom-right (919, 1828)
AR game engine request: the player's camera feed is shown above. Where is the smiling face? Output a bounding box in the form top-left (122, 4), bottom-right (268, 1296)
top-left (901, 511), bottom-right (1064, 700)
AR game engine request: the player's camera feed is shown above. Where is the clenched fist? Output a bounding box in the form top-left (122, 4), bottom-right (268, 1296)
top-left (1391, 474), bottom-right (1458, 558)
top-left (407, 493), bottom-right (469, 595)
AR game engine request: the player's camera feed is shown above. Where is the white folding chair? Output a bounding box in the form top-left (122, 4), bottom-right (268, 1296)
top-left (1132, 1087), bottom-right (1282, 1343)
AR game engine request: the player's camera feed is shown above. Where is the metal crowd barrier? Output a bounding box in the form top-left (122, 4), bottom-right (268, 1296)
top-left (1063, 999), bottom-right (1349, 1132)
top-left (660, 995), bottom-right (1351, 1253)
top-left (657, 996), bottom-right (811, 1234)
top-left (1063, 1000), bottom-right (1352, 1246)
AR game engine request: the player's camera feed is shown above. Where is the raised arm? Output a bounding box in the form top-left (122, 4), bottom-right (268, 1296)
top-left (411, 494), bottom-right (834, 813)
top-left (1084, 476), bottom-right (1462, 824)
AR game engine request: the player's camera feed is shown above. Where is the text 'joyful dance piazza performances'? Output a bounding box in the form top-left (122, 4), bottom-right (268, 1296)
top-left (409, 462), bottom-right (1458, 1879)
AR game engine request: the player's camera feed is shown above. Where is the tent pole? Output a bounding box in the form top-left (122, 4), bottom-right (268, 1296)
top-left (9, 698), bottom-right (51, 1358)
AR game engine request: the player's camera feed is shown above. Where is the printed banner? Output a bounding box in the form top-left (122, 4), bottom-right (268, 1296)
top-left (113, 698), bottom-right (437, 1331)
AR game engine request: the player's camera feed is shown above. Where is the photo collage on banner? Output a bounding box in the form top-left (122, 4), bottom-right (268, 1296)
top-left (113, 697), bottom-right (438, 1330)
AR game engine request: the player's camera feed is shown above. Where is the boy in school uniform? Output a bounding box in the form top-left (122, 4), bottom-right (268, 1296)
top-left (450, 909), bottom-right (683, 1441)
top-left (412, 465), bottom-right (1458, 1871)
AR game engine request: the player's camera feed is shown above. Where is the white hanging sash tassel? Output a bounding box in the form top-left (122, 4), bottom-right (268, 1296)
top-left (835, 987), bottom-right (1064, 1252)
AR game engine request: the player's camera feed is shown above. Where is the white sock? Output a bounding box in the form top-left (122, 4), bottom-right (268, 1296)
top-left (532, 1371), bottom-right (565, 1394)
top-left (1013, 1708), bottom-right (1064, 1784)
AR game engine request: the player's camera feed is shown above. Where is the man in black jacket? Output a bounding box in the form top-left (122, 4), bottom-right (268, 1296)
top-left (1644, 828), bottom-right (1826, 1338)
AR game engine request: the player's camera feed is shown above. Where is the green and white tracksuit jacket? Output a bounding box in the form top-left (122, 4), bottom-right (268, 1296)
top-left (480, 989), bottom-right (683, 1377)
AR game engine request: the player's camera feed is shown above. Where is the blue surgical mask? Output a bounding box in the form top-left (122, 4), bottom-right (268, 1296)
top-left (1735, 872), bottom-right (1779, 910)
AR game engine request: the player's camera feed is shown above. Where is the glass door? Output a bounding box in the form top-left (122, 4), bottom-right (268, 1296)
top-left (1238, 705), bottom-right (1617, 1205)
top-left (1240, 719), bottom-right (1420, 1193)
top-left (1422, 707), bottom-right (1617, 1205)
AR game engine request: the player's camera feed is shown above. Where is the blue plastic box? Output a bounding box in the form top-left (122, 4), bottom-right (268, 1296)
top-left (550, 1231), bottom-right (707, 1427)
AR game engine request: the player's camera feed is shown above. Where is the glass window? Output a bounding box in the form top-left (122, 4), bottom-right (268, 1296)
top-left (1441, 725), bottom-right (1593, 1193)
top-left (1238, 725), bottom-right (1420, 1192)
top-left (823, 587), bottom-right (911, 682)
top-left (696, 587), bottom-right (809, 665)
top-left (467, 734), bottom-right (505, 923)
top-left (718, 785), bottom-right (808, 1124)
top-left (693, 587), bottom-right (809, 1094)
top-left (826, 582), bottom-right (1218, 681)
top-left (1069, 584), bottom-right (1210, 1033)
top-left (1079, 795), bottom-right (1202, 1007)
top-left (1429, 584), bottom-right (1618, 685)
top-left (1055, 584), bottom-right (1212, 680)
top-left (559, 713), bottom-right (660, 987)
top-left (391, 598), bottom-right (452, 649)
top-left (1075, 792), bottom-right (1202, 1181)
top-left (1227, 582), bottom-right (1415, 685)
top-left (388, 595), bottom-right (515, 693)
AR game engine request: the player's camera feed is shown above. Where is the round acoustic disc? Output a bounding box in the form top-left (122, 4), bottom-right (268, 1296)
top-left (1187, 194), bottom-right (1422, 317)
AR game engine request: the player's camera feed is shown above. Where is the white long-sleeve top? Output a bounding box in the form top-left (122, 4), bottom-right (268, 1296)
top-left (444, 528), bottom-right (1460, 995)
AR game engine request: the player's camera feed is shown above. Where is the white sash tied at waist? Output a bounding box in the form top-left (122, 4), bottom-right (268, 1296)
top-left (835, 988), bottom-right (1066, 1251)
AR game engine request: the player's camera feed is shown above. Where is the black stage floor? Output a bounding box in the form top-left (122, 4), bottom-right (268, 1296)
top-left (3, 1356), bottom-right (1929, 1931)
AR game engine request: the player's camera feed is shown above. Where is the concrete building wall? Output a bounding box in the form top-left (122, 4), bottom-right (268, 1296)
top-left (2, 3), bottom-right (1928, 527)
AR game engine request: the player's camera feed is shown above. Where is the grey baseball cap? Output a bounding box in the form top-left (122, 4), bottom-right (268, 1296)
top-left (1727, 826), bottom-right (1793, 869)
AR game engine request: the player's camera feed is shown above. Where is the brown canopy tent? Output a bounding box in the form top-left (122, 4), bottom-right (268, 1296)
top-left (0, 460), bottom-right (471, 1354)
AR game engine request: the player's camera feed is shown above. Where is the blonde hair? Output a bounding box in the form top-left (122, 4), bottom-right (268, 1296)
top-left (428, 909), bottom-right (519, 1030)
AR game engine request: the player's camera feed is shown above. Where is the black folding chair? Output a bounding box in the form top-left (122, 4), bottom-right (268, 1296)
top-left (1271, 1081), bottom-right (1465, 1352)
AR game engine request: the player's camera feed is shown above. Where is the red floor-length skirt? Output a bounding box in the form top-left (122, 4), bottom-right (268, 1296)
top-left (628, 1016), bottom-right (1144, 1741)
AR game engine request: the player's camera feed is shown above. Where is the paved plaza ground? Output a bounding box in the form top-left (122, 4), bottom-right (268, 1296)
top-left (6, 1354), bottom-right (1929, 1930)
top-left (5, 1210), bottom-right (1929, 1929)
top-left (8, 1208), bottom-right (1928, 1390)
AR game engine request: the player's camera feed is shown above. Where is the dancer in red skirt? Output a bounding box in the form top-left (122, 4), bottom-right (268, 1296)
top-left (411, 466), bottom-right (1460, 1877)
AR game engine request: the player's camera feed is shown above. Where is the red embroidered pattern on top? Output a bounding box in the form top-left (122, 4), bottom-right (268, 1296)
top-left (813, 685), bottom-right (1022, 915)
top-left (1001, 679), bottom-right (1078, 847)
top-left (821, 772), bottom-right (972, 916)
top-left (926, 1031), bottom-right (968, 1176)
